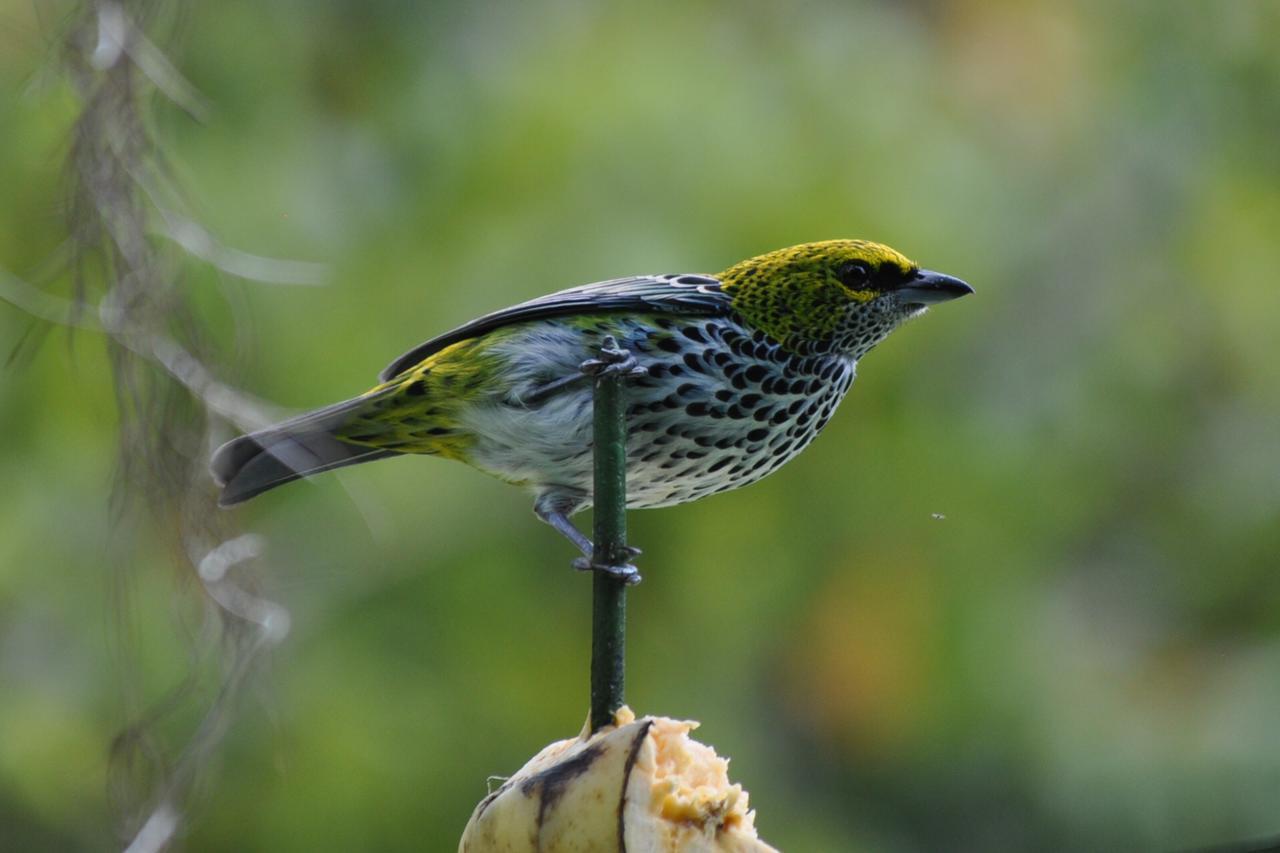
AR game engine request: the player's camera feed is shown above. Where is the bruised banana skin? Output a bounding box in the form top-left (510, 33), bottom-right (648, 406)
top-left (460, 708), bottom-right (778, 852)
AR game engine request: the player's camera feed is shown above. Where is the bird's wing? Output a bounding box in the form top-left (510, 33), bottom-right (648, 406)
top-left (379, 273), bottom-right (728, 380)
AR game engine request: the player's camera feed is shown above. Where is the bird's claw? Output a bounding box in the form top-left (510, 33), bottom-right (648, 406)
top-left (580, 335), bottom-right (648, 379)
top-left (572, 556), bottom-right (643, 585)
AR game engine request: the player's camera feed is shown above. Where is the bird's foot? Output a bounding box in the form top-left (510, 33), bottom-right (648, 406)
top-left (572, 555), bottom-right (643, 585)
top-left (580, 335), bottom-right (648, 379)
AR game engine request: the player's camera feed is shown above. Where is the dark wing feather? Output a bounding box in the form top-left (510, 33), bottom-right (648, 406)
top-left (379, 274), bottom-right (728, 380)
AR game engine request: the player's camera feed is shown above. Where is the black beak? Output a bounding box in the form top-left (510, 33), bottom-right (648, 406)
top-left (896, 270), bottom-right (974, 306)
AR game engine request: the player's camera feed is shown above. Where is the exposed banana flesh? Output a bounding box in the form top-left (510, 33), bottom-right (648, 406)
top-left (459, 707), bottom-right (779, 852)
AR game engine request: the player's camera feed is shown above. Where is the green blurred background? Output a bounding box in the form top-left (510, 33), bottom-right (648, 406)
top-left (3, 1), bottom-right (1280, 850)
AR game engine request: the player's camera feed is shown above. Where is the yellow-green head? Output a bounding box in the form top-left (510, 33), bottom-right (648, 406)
top-left (718, 239), bottom-right (972, 356)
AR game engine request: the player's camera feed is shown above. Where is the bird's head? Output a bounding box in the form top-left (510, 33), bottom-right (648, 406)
top-left (718, 240), bottom-right (973, 359)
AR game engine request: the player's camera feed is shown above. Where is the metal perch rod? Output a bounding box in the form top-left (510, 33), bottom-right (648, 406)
top-left (584, 336), bottom-right (644, 733)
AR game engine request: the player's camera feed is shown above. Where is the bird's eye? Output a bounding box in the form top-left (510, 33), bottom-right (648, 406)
top-left (838, 261), bottom-right (872, 288)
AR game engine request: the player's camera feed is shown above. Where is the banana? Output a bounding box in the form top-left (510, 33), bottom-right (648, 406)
top-left (459, 707), bottom-right (779, 852)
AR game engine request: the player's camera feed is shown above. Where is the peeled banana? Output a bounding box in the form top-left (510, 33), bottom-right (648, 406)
top-left (459, 707), bottom-right (778, 852)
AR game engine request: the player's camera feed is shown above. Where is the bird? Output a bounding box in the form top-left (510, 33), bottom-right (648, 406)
top-left (212, 240), bottom-right (972, 580)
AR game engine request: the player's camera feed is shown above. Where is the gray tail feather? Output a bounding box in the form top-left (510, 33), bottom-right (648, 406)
top-left (211, 394), bottom-right (400, 506)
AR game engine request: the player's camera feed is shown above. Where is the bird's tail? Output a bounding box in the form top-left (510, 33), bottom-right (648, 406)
top-left (211, 392), bottom-right (401, 506)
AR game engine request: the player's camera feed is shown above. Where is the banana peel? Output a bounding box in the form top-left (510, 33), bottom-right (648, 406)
top-left (459, 707), bottom-right (778, 852)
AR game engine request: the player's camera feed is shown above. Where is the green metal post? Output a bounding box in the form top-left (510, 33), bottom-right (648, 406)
top-left (589, 340), bottom-right (632, 733)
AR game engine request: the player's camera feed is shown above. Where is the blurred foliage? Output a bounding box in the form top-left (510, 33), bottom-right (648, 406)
top-left (3, 1), bottom-right (1280, 850)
